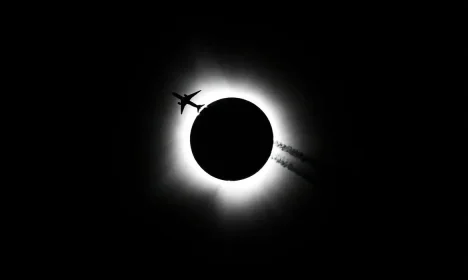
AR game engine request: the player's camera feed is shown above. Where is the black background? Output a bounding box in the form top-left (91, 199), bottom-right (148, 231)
top-left (71, 17), bottom-right (422, 272)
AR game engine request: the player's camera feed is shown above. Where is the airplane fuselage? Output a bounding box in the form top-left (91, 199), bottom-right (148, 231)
top-left (172, 90), bottom-right (204, 114)
top-left (172, 93), bottom-right (197, 106)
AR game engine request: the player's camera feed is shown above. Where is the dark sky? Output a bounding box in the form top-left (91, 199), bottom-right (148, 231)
top-left (76, 19), bottom-right (416, 271)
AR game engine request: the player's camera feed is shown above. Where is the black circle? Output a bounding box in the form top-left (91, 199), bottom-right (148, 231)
top-left (190, 98), bottom-right (273, 181)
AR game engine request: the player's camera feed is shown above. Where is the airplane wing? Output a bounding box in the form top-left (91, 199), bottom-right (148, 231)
top-left (185, 90), bottom-right (201, 100)
top-left (180, 103), bottom-right (186, 114)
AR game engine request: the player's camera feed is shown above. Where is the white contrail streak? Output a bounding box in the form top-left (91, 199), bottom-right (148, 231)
top-left (270, 153), bottom-right (315, 185)
top-left (273, 141), bottom-right (317, 167)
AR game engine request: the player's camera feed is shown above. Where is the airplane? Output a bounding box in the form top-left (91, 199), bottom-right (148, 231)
top-left (172, 90), bottom-right (204, 114)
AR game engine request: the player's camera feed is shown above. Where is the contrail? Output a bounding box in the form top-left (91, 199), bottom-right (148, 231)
top-left (273, 141), bottom-right (316, 166)
top-left (270, 154), bottom-right (315, 185)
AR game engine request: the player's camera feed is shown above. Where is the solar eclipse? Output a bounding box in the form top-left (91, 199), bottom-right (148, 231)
top-left (190, 98), bottom-right (273, 181)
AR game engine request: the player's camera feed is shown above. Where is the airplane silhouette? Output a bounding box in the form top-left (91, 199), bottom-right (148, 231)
top-left (172, 90), bottom-right (204, 114)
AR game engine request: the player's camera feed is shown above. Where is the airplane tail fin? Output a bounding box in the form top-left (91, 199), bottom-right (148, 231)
top-left (197, 104), bottom-right (204, 113)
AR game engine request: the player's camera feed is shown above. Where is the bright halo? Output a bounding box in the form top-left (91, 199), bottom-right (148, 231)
top-left (161, 65), bottom-right (292, 211)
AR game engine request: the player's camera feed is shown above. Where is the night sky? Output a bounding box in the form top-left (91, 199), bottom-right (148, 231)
top-left (78, 19), bottom-right (415, 270)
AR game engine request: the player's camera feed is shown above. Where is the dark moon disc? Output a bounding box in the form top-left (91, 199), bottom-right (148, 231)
top-left (190, 98), bottom-right (274, 181)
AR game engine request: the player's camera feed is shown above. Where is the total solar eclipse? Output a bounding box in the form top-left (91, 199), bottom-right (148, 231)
top-left (190, 98), bottom-right (273, 181)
